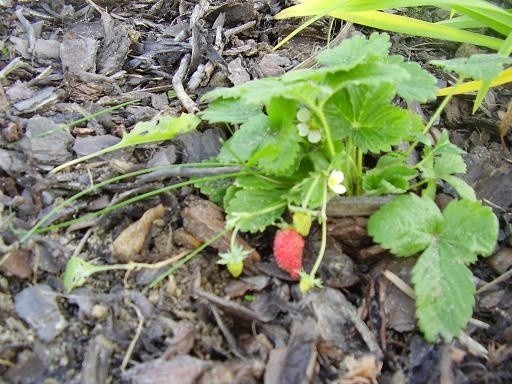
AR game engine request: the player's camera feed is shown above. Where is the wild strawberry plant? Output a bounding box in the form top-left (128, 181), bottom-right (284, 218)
top-left (50, 33), bottom-right (500, 342)
top-left (198, 32), bottom-right (498, 342)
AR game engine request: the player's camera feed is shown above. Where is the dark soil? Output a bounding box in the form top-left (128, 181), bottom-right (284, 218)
top-left (1, 1), bottom-right (512, 383)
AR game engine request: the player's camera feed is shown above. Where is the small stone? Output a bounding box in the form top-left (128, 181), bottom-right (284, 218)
top-left (14, 284), bottom-right (67, 342)
top-left (91, 304), bottom-right (109, 320)
top-left (112, 204), bottom-right (166, 262)
top-left (60, 37), bottom-right (98, 73)
top-left (1, 121), bottom-right (23, 142)
top-left (487, 247), bottom-right (512, 274)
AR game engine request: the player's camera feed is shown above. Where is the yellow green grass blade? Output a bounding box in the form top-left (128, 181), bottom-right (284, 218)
top-left (276, 1), bottom-right (512, 38)
top-left (437, 67), bottom-right (512, 96)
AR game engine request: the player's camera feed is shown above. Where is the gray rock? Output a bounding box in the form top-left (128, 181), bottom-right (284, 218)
top-left (14, 284), bottom-right (67, 342)
top-left (20, 116), bottom-right (73, 165)
top-left (60, 37), bottom-right (98, 73)
top-left (174, 129), bottom-right (224, 163)
top-left (228, 57), bottom-right (250, 85)
top-left (73, 134), bottom-right (121, 157)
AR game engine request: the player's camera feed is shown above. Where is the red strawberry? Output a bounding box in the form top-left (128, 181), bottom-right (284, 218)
top-left (273, 229), bottom-right (304, 279)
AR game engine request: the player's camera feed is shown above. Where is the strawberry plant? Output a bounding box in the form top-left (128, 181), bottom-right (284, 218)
top-left (197, 32), bottom-right (499, 342)
top-left (49, 32), bottom-right (501, 342)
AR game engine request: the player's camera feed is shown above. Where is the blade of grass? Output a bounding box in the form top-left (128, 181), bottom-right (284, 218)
top-left (328, 10), bottom-right (504, 50)
top-left (437, 67), bottom-right (512, 96)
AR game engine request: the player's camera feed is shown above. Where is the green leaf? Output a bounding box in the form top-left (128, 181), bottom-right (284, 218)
top-left (412, 244), bottom-right (475, 342)
top-left (369, 195), bottom-right (498, 341)
top-left (324, 83), bottom-right (414, 153)
top-left (251, 117), bottom-right (302, 175)
top-left (315, 32), bottom-right (391, 69)
top-left (51, 113), bottom-right (200, 173)
top-left (225, 189), bottom-right (287, 233)
top-left (441, 199), bottom-right (498, 263)
top-left (197, 177), bottom-right (234, 205)
top-left (121, 113), bottom-right (200, 146)
top-left (431, 54), bottom-right (512, 83)
top-left (363, 164), bottom-right (417, 195)
top-left (200, 98), bottom-right (263, 124)
top-left (202, 78), bottom-right (286, 105)
top-left (217, 114), bottom-right (269, 163)
top-left (441, 175), bottom-right (476, 201)
top-left (62, 257), bottom-right (98, 292)
top-left (388, 55), bottom-right (438, 103)
top-left (368, 194), bottom-right (443, 257)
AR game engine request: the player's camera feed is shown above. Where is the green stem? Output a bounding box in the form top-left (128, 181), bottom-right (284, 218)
top-left (310, 182), bottom-right (328, 277)
top-left (406, 77), bottom-right (465, 158)
top-left (36, 172), bottom-right (245, 233)
top-left (301, 174), bottom-right (321, 209)
top-left (308, 104), bottom-right (336, 159)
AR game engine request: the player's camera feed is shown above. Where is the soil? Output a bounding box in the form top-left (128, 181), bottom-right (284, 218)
top-left (1, 1), bottom-right (512, 383)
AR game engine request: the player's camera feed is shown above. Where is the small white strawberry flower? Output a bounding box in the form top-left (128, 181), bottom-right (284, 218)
top-left (296, 107), bottom-right (321, 144)
top-left (328, 170), bottom-right (347, 195)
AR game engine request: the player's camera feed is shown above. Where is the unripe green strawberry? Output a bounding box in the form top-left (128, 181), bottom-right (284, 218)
top-left (226, 260), bottom-right (244, 278)
top-left (292, 212), bottom-right (312, 236)
top-left (217, 244), bottom-right (250, 278)
top-left (273, 228), bottom-right (304, 279)
top-left (299, 272), bottom-right (322, 293)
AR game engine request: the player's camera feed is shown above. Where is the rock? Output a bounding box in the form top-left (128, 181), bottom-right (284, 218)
top-left (14, 284), bottom-right (67, 342)
top-left (112, 204), bottom-right (166, 262)
top-left (98, 23), bottom-right (135, 75)
top-left (487, 247), bottom-right (512, 274)
top-left (60, 37), bottom-right (98, 73)
top-left (0, 249), bottom-right (32, 279)
top-left (227, 57), bottom-right (250, 85)
top-left (173, 129), bottom-right (224, 163)
top-left (13, 87), bottom-right (64, 114)
top-left (125, 355), bottom-right (211, 384)
top-left (20, 116), bottom-right (73, 165)
top-left (33, 39), bottom-right (60, 60)
top-left (181, 197), bottom-right (260, 267)
top-left (72, 134), bottom-right (121, 157)
top-left (257, 53), bottom-right (291, 77)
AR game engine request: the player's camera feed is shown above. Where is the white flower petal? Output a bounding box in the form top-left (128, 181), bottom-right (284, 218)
top-left (331, 184), bottom-right (347, 195)
top-left (296, 108), bottom-right (311, 123)
top-left (308, 130), bottom-right (322, 143)
top-left (297, 123), bottom-right (310, 137)
top-left (328, 170), bottom-right (345, 186)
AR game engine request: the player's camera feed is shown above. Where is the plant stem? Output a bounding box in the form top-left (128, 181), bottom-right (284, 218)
top-left (310, 182), bottom-right (328, 277)
top-left (37, 172), bottom-right (245, 233)
top-left (406, 77), bottom-right (465, 157)
top-left (309, 104), bottom-right (336, 159)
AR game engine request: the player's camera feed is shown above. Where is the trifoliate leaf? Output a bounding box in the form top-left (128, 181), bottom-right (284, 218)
top-left (430, 54), bottom-right (512, 83)
top-left (412, 244), bottom-right (475, 342)
top-left (315, 32), bottom-right (391, 69)
top-left (217, 114), bottom-right (269, 163)
top-left (225, 188), bottom-right (287, 233)
top-left (200, 98), bottom-right (263, 124)
top-left (369, 195), bottom-right (498, 341)
top-left (388, 55), bottom-right (438, 103)
top-left (368, 194), bottom-right (443, 257)
top-left (324, 83), bottom-right (413, 153)
top-left (441, 199), bottom-right (498, 263)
